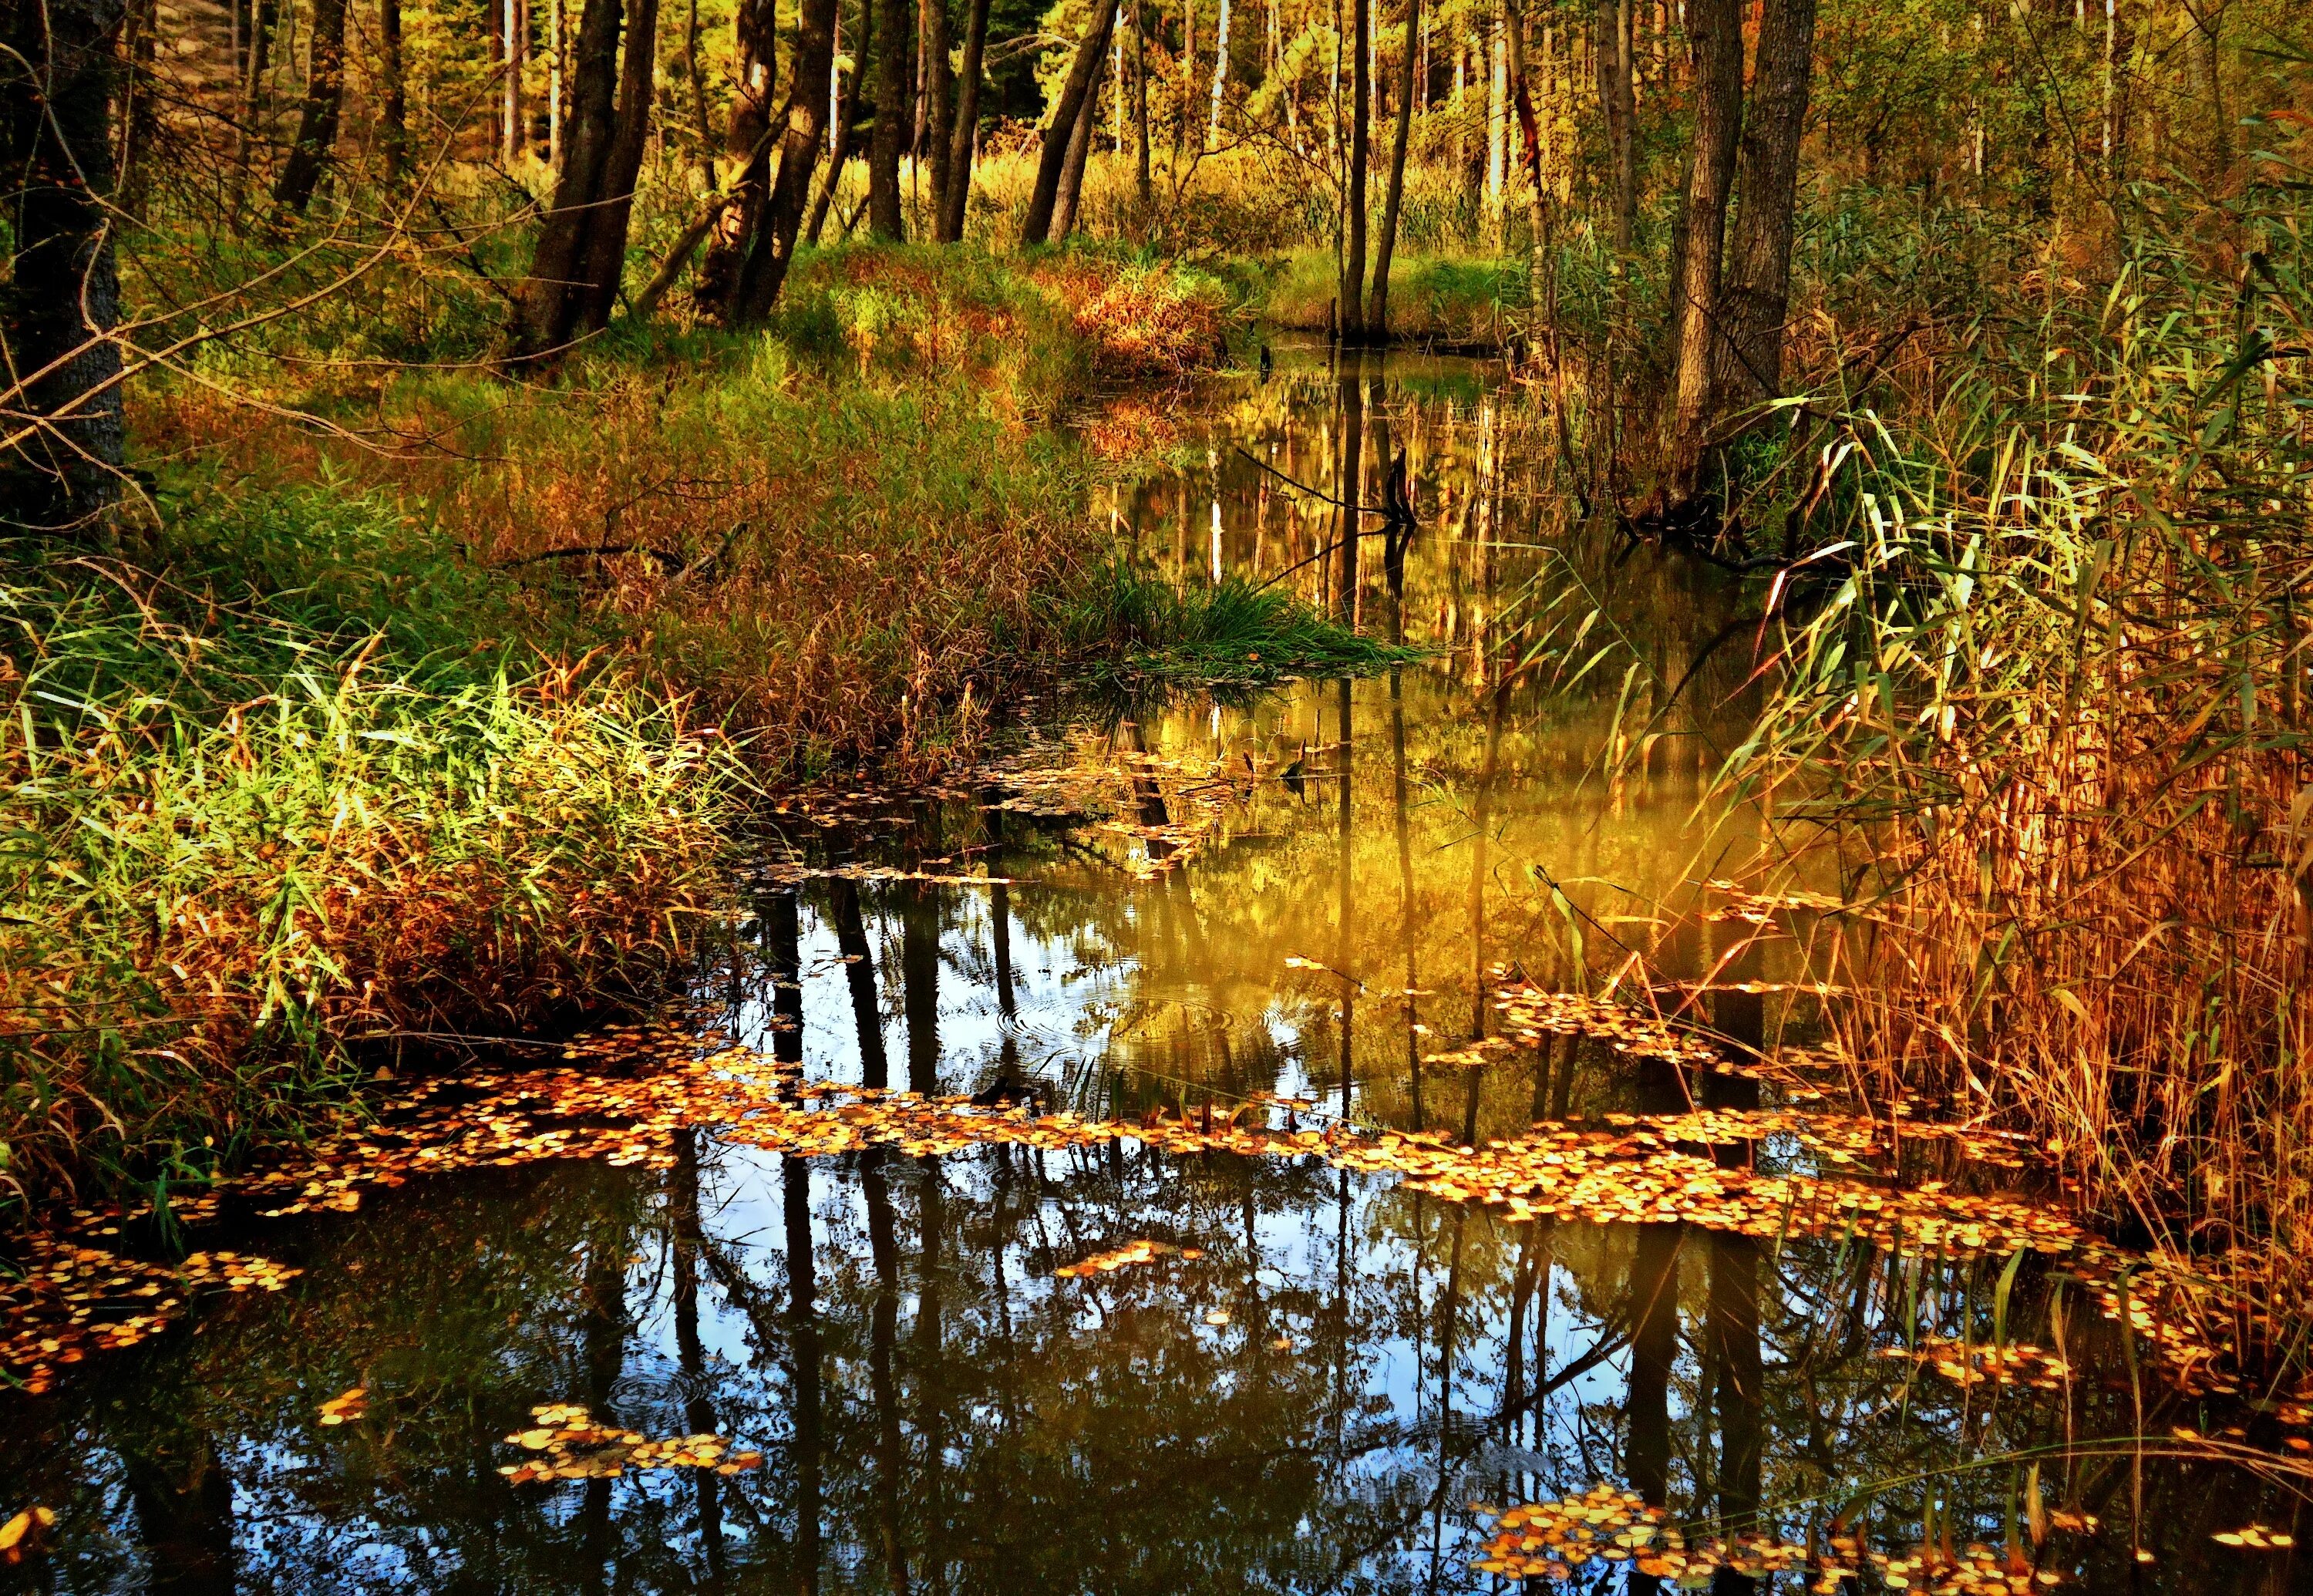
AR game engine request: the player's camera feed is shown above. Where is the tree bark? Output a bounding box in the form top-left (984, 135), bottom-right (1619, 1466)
top-left (1338, 0), bottom-right (1370, 339)
top-left (273, 0), bottom-right (351, 213)
top-left (380, 0), bottom-right (409, 179)
top-left (809, 1), bottom-right (870, 243)
top-left (1131, 0), bottom-right (1151, 204)
top-left (117, 0), bottom-right (160, 221)
top-left (733, 0), bottom-right (839, 321)
top-left (696, 0), bottom-right (779, 312)
top-left (1594, 0), bottom-right (1633, 249)
top-left (575, 0), bottom-right (662, 325)
top-left (938, 0), bottom-right (992, 238)
top-left (1206, 0), bottom-right (1231, 147)
top-left (228, 0), bottom-right (279, 220)
top-left (514, 0), bottom-right (622, 355)
top-left (1369, 0), bottom-right (1420, 338)
top-left (1712, 0), bottom-right (1816, 411)
top-left (1051, 27), bottom-right (1109, 240)
top-left (1019, 0), bottom-right (1118, 245)
top-left (922, 0), bottom-right (954, 223)
top-left (2, 0), bottom-right (130, 531)
top-left (1664, 0), bottom-right (1742, 491)
top-left (867, 0), bottom-right (908, 237)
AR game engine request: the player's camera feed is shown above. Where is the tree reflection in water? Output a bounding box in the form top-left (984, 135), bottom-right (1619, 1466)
top-left (2, 342), bottom-right (2303, 1594)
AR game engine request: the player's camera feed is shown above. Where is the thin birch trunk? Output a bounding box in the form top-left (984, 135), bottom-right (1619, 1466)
top-left (1207, 0), bottom-right (1232, 148)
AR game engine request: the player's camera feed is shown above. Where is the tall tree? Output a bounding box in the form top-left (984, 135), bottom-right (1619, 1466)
top-left (867, 0), bottom-right (909, 237)
top-left (696, 0), bottom-right (781, 311)
top-left (1052, 24), bottom-right (1110, 238)
top-left (923, 0), bottom-right (956, 222)
top-left (379, 0), bottom-right (409, 180)
top-left (938, 0), bottom-right (993, 238)
top-left (1369, 0), bottom-right (1421, 338)
top-left (574, 0), bottom-right (662, 325)
top-left (732, 0), bottom-right (840, 320)
top-left (1207, 0), bottom-right (1233, 146)
top-left (1019, 0), bottom-right (1119, 244)
top-left (1594, 0), bottom-right (1634, 248)
top-left (513, 0), bottom-right (638, 355)
top-left (227, 0), bottom-right (279, 218)
top-left (273, 0), bottom-right (352, 213)
top-left (1130, 0), bottom-right (1151, 204)
top-left (809, 0), bottom-right (871, 242)
top-left (1712, 0), bottom-right (1817, 411)
top-left (2, 0), bottom-right (130, 530)
top-left (1664, 0), bottom-right (1743, 493)
top-left (1338, 0), bottom-right (1372, 338)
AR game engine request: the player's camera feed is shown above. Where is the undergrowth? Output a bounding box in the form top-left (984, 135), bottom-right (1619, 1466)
top-left (0, 497), bottom-right (732, 1216)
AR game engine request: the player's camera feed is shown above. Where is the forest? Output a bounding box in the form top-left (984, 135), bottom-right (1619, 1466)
top-left (2, 0), bottom-right (2312, 1588)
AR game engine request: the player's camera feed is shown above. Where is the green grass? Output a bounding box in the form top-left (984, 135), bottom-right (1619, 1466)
top-left (0, 492), bottom-right (733, 1217)
top-left (1065, 561), bottom-right (1419, 692)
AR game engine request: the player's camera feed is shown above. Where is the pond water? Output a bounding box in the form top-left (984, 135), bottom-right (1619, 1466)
top-left (3, 342), bottom-right (2307, 1594)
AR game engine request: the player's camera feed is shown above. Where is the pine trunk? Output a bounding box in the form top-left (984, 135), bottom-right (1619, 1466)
top-left (1019, 0), bottom-right (1119, 244)
top-left (2, 0), bottom-right (131, 530)
top-left (867, 0), bottom-right (909, 237)
top-left (274, 0), bottom-right (352, 213)
top-left (1369, 0), bottom-right (1421, 338)
top-left (1664, 0), bottom-right (1742, 491)
top-left (938, 0), bottom-right (993, 239)
top-left (1713, 0), bottom-right (1816, 410)
top-left (733, 0), bottom-right (840, 319)
top-left (515, 0), bottom-right (623, 355)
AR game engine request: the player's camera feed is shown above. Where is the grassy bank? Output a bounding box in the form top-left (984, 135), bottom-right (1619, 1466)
top-left (0, 498), bottom-right (731, 1215)
top-left (3, 244), bottom-right (1393, 1215)
top-left (145, 244), bottom-right (1331, 775)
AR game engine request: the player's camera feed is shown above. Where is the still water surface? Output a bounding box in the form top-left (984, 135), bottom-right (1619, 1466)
top-left (2, 343), bottom-right (2303, 1593)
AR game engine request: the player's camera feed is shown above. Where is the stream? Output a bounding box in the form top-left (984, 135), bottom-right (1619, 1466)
top-left (2, 341), bottom-right (2305, 1594)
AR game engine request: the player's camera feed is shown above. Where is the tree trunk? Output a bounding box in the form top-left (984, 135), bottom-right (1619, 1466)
top-left (228, 0), bottom-right (279, 220)
top-left (923, 0), bottom-right (954, 222)
top-left (1369, 0), bottom-right (1419, 338)
top-left (1052, 29), bottom-right (1108, 239)
top-left (732, 0), bottom-right (838, 321)
top-left (514, 0), bottom-right (623, 355)
top-left (273, 0), bottom-right (351, 213)
top-left (1019, 0), bottom-right (1118, 245)
top-left (1712, 0), bottom-right (1815, 411)
top-left (696, 0), bottom-right (780, 312)
top-left (118, 0), bottom-right (160, 221)
top-left (575, 0), bottom-right (662, 326)
top-left (867, 0), bottom-right (908, 237)
top-left (1206, 0), bottom-right (1231, 147)
top-left (1338, 0), bottom-right (1370, 339)
top-left (2190, 0), bottom-right (2228, 186)
top-left (1594, 0), bottom-right (1633, 248)
top-left (1664, 0), bottom-right (1742, 492)
top-left (380, 0), bottom-right (409, 178)
top-left (810, 2), bottom-right (870, 242)
top-left (1132, 0), bottom-right (1151, 203)
top-left (2, 0), bottom-right (130, 531)
top-left (938, 0), bottom-right (992, 238)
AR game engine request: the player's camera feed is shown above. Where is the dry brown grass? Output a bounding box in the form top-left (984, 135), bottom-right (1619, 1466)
top-left (139, 246), bottom-right (1234, 776)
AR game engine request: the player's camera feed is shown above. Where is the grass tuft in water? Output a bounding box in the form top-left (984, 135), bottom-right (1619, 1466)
top-left (1063, 561), bottom-right (1418, 689)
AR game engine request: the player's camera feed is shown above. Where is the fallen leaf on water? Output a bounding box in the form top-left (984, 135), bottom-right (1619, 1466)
top-left (316, 1386), bottom-right (369, 1426)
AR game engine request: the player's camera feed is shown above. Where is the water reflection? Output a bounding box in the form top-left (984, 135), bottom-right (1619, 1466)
top-left (3, 345), bottom-right (2306, 1593)
top-left (8, 1126), bottom-right (2298, 1591)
